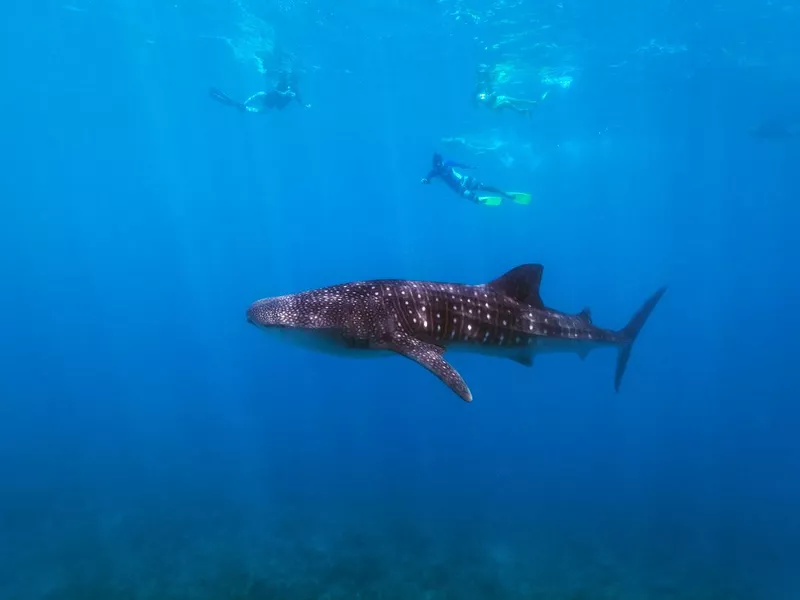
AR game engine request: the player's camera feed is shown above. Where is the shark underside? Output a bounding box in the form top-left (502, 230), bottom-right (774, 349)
top-left (246, 264), bottom-right (666, 402)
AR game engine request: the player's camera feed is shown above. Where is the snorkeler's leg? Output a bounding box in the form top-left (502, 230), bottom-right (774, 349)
top-left (508, 96), bottom-right (538, 106)
top-left (465, 191), bottom-right (501, 206)
top-left (477, 185), bottom-right (515, 200)
top-left (511, 98), bottom-right (539, 116)
top-left (494, 97), bottom-right (532, 116)
top-left (479, 184), bottom-right (531, 204)
top-left (209, 87), bottom-right (247, 110)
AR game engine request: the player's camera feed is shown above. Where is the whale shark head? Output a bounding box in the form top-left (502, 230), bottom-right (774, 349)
top-left (246, 286), bottom-right (383, 356)
top-left (246, 288), bottom-right (352, 331)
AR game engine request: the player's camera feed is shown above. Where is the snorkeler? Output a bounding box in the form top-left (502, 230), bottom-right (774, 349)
top-left (209, 70), bottom-right (311, 113)
top-left (473, 64), bottom-right (539, 117)
top-left (474, 84), bottom-right (539, 117)
top-left (421, 153), bottom-right (531, 207)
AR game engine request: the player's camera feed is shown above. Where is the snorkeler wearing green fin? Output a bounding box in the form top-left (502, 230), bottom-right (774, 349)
top-left (209, 70), bottom-right (310, 113)
top-left (421, 153), bottom-right (531, 206)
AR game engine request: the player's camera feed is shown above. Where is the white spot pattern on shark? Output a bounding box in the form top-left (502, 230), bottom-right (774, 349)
top-left (246, 264), bottom-right (666, 402)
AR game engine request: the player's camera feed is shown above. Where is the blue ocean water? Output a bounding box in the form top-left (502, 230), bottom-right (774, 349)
top-left (1, 0), bottom-right (799, 597)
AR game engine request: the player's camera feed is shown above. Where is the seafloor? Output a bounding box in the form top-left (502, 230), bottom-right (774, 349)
top-left (2, 497), bottom-right (785, 600)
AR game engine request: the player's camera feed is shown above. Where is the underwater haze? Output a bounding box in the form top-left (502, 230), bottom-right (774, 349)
top-left (1, 0), bottom-right (799, 598)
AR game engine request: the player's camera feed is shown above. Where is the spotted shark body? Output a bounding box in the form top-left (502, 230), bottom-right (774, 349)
top-left (246, 264), bottom-right (666, 402)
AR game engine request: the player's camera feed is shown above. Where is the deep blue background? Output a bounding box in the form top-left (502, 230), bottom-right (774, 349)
top-left (1, 0), bottom-right (798, 597)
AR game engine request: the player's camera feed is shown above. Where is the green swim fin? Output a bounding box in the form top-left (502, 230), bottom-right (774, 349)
top-left (507, 192), bottom-right (532, 205)
top-left (477, 196), bottom-right (504, 206)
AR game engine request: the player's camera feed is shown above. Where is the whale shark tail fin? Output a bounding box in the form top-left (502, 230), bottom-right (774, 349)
top-left (614, 287), bottom-right (667, 392)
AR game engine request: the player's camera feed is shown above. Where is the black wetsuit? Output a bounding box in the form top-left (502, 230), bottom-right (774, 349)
top-left (423, 156), bottom-right (512, 204)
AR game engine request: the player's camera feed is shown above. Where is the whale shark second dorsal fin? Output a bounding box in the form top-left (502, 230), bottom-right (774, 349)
top-left (486, 264), bottom-right (545, 309)
top-left (578, 307), bottom-right (592, 324)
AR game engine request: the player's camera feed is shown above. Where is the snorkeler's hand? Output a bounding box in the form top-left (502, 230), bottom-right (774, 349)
top-left (421, 178), bottom-right (430, 184)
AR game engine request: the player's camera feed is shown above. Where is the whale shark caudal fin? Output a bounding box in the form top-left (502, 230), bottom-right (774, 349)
top-left (486, 264), bottom-right (545, 309)
top-left (387, 331), bottom-right (473, 402)
top-left (614, 287), bottom-right (667, 392)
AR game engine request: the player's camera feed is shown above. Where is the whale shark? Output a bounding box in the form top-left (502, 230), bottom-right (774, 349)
top-left (246, 264), bottom-right (666, 402)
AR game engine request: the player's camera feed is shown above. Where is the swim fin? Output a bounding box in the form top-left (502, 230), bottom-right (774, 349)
top-left (209, 87), bottom-right (246, 110)
top-left (507, 192), bottom-right (532, 205)
top-left (477, 196), bottom-right (504, 206)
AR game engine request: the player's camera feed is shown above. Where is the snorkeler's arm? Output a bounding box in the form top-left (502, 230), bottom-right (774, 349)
top-left (421, 170), bottom-right (438, 184)
top-left (443, 160), bottom-right (475, 169)
top-left (243, 91), bottom-right (266, 106)
top-left (293, 92), bottom-right (311, 108)
top-left (241, 91), bottom-right (267, 113)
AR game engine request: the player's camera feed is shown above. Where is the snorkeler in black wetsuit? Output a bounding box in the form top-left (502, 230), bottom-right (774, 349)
top-left (210, 70), bottom-right (311, 113)
top-left (421, 153), bottom-right (531, 207)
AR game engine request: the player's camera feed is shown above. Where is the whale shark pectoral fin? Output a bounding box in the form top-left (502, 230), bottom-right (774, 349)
top-left (510, 352), bottom-right (534, 367)
top-left (387, 332), bottom-right (473, 402)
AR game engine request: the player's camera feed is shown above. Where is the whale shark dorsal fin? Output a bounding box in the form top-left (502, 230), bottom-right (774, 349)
top-left (387, 332), bottom-right (473, 402)
top-left (487, 264), bottom-right (545, 309)
top-left (578, 307), bottom-right (592, 324)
